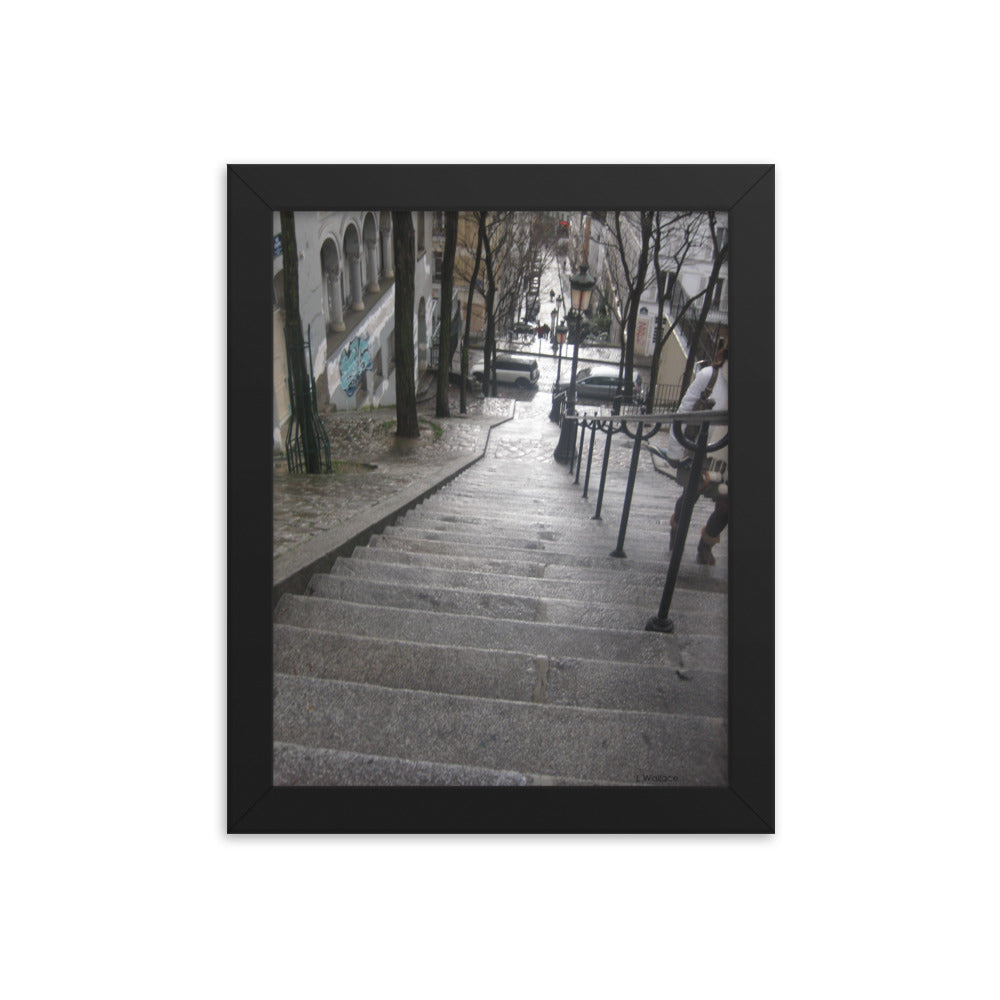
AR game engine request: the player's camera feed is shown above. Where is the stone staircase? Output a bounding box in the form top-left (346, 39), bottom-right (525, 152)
top-left (273, 444), bottom-right (728, 786)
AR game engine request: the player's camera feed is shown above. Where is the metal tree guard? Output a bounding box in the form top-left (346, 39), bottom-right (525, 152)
top-left (284, 323), bottom-right (332, 474)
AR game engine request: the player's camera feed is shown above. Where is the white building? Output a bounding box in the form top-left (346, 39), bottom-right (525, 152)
top-left (636, 211), bottom-right (729, 388)
top-left (271, 211), bottom-right (434, 451)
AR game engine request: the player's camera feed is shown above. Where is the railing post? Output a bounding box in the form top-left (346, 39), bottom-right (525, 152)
top-left (592, 425), bottom-right (614, 520)
top-left (573, 419), bottom-right (587, 484)
top-left (582, 423), bottom-right (597, 499)
top-left (611, 421), bottom-right (644, 558)
top-left (553, 395), bottom-right (577, 464)
top-left (646, 423), bottom-right (710, 633)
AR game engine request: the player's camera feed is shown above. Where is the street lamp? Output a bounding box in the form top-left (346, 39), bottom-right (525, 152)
top-left (549, 291), bottom-right (568, 422)
top-left (553, 264), bottom-right (596, 463)
top-left (566, 265), bottom-right (596, 415)
top-left (552, 292), bottom-right (565, 377)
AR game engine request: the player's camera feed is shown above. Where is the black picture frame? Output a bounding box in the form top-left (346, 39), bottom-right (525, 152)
top-left (228, 165), bottom-right (774, 833)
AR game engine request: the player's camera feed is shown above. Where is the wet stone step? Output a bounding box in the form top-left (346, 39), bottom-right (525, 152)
top-left (406, 504), bottom-right (681, 526)
top-left (276, 594), bottom-right (687, 665)
top-left (274, 673), bottom-right (727, 786)
top-left (393, 516), bottom-right (722, 563)
top-left (274, 624), bottom-right (726, 715)
top-left (274, 741), bottom-right (534, 786)
top-left (368, 533), bottom-right (727, 572)
top-left (305, 574), bottom-right (726, 633)
top-left (423, 494), bottom-right (681, 517)
top-left (349, 543), bottom-right (728, 592)
top-left (331, 557), bottom-right (725, 609)
top-left (396, 514), bottom-right (672, 540)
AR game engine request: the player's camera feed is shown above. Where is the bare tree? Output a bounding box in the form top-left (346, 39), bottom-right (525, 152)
top-left (279, 211), bottom-right (323, 473)
top-left (458, 218), bottom-right (483, 415)
top-left (646, 211), bottom-right (701, 411)
top-left (480, 212), bottom-right (499, 396)
top-left (593, 211), bottom-right (655, 403)
top-left (436, 211), bottom-right (458, 418)
top-left (677, 212), bottom-right (729, 398)
top-left (640, 211), bottom-right (729, 410)
top-left (391, 211), bottom-right (420, 438)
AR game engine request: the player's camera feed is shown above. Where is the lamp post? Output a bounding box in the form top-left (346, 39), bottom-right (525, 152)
top-left (566, 265), bottom-right (595, 415)
top-left (549, 291), bottom-right (566, 378)
top-left (553, 264), bottom-right (596, 462)
top-left (549, 291), bottom-right (568, 422)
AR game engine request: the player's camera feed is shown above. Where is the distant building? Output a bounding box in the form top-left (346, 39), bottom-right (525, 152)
top-left (639, 212), bottom-right (729, 390)
top-left (430, 212), bottom-right (530, 345)
top-left (271, 211), bottom-right (434, 451)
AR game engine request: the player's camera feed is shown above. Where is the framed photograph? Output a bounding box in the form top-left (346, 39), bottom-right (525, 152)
top-left (228, 165), bottom-right (774, 833)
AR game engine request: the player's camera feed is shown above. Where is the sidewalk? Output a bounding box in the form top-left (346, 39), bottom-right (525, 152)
top-left (273, 383), bottom-right (514, 601)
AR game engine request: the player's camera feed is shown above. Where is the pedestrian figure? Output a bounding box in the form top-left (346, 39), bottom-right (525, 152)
top-left (662, 339), bottom-right (729, 565)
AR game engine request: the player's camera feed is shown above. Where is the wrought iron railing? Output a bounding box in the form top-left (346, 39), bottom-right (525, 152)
top-left (556, 403), bottom-right (728, 633)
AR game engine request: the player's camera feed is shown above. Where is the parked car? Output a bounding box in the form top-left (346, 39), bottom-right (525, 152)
top-left (471, 354), bottom-right (540, 389)
top-left (575, 372), bottom-right (629, 402)
top-left (510, 321), bottom-right (536, 339)
top-left (561, 368), bottom-right (644, 405)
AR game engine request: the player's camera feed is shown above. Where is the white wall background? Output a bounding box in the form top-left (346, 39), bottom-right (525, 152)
top-left (4, 3), bottom-right (996, 999)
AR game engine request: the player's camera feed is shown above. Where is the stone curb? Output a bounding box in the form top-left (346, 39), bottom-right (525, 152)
top-left (272, 406), bottom-right (515, 607)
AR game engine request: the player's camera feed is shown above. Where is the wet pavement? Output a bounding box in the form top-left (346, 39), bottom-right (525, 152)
top-left (273, 344), bottom-right (663, 566)
top-left (273, 387), bottom-right (511, 561)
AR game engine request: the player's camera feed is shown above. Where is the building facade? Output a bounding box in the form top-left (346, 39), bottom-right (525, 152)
top-left (271, 211), bottom-right (434, 451)
top-left (638, 212), bottom-right (729, 388)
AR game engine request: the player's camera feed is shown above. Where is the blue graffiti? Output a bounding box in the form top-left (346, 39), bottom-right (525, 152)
top-left (339, 335), bottom-right (373, 396)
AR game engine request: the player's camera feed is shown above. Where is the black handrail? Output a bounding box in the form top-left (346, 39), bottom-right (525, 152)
top-left (563, 408), bottom-right (729, 632)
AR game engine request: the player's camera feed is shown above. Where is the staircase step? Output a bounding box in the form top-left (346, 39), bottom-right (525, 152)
top-left (330, 557), bottom-right (725, 608)
top-left (274, 623), bottom-right (726, 715)
top-left (349, 543), bottom-right (728, 594)
top-left (274, 741), bottom-right (536, 786)
top-left (383, 519), bottom-right (721, 564)
top-left (388, 518), bottom-right (676, 548)
top-left (305, 573), bottom-right (726, 633)
top-left (369, 533), bottom-right (727, 572)
top-left (424, 493), bottom-right (687, 518)
top-left (274, 673), bottom-right (727, 785)
top-left (275, 594), bottom-right (717, 663)
top-left (415, 494), bottom-right (718, 525)
top-left (403, 507), bottom-right (680, 532)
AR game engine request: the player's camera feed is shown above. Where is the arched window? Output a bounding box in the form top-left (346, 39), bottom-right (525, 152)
top-left (342, 225), bottom-right (364, 312)
top-left (362, 214), bottom-right (379, 293)
top-left (321, 239), bottom-right (345, 333)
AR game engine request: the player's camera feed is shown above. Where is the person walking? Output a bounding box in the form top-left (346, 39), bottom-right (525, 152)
top-left (662, 340), bottom-right (729, 565)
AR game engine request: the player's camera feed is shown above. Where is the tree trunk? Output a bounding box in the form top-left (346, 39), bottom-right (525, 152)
top-left (391, 211), bottom-right (420, 438)
top-left (679, 241), bottom-right (728, 398)
top-left (280, 211), bottom-right (320, 473)
top-left (622, 211), bottom-right (653, 404)
top-left (436, 211), bottom-right (458, 417)
top-left (480, 213), bottom-right (498, 397)
top-left (646, 326), bottom-right (666, 414)
top-left (460, 223), bottom-right (483, 415)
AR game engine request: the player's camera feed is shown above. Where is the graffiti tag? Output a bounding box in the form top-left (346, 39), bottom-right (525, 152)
top-left (339, 335), bottom-right (373, 396)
